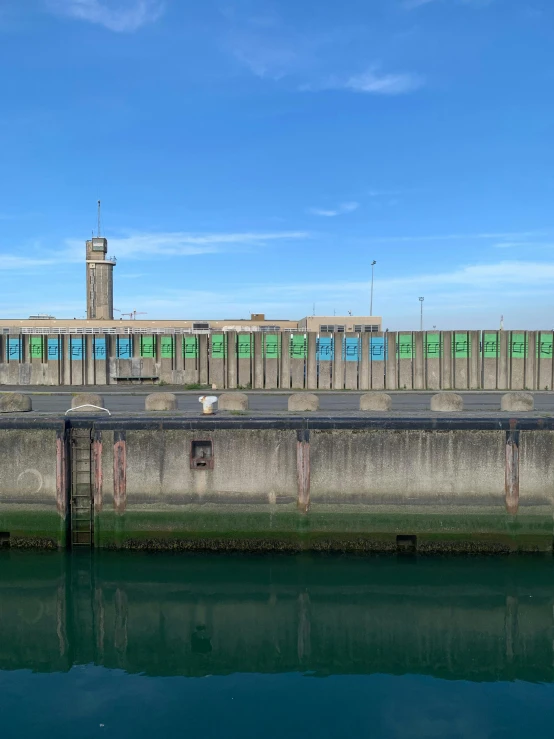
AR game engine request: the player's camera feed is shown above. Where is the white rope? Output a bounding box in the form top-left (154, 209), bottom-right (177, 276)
top-left (65, 404), bottom-right (111, 415)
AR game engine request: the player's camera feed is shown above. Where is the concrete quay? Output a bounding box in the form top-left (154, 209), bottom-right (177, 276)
top-left (1, 408), bottom-right (554, 553)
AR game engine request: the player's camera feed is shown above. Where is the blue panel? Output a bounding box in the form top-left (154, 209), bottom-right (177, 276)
top-left (316, 337), bottom-right (334, 361)
top-left (70, 338), bottom-right (85, 360)
top-left (117, 337), bottom-right (131, 359)
top-left (343, 337), bottom-right (360, 362)
top-left (94, 338), bottom-right (107, 359)
top-left (370, 337), bottom-right (386, 361)
top-left (7, 338), bottom-right (21, 360)
top-left (47, 338), bottom-right (60, 360)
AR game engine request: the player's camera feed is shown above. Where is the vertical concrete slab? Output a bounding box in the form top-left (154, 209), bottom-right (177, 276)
top-left (280, 333), bottom-right (291, 389)
top-left (370, 333), bottom-right (385, 390)
top-left (29, 335), bottom-right (44, 385)
top-left (306, 333), bottom-right (318, 390)
top-left (174, 335), bottom-right (184, 375)
top-left (344, 333), bottom-right (359, 390)
top-left (237, 333), bottom-right (252, 389)
top-left (424, 331), bottom-right (441, 390)
top-left (46, 335), bottom-right (62, 386)
top-left (226, 331), bottom-right (238, 389)
top-left (209, 333), bottom-right (226, 389)
top-left (264, 334), bottom-right (280, 389)
top-left (253, 333), bottom-right (264, 389)
top-left (290, 333), bottom-right (306, 390)
top-left (332, 333), bottom-right (344, 390)
top-left (537, 331), bottom-right (554, 390)
top-left (509, 331), bottom-right (526, 390)
top-left (525, 331), bottom-right (537, 391)
top-left (63, 336), bottom-right (72, 386)
top-left (317, 333), bottom-right (332, 390)
top-left (441, 332), bottom-right (453, 389)
top-left (498, 331), bottom-right (509, 389)
top-left (198, 334), bottom-right (209, 386)
top-left (183, 335), bottom-right (200, 385)
top-left (397, 332), bottom-right (414, 390)
top-left (469, 331), bottom-right (481, 389)
top-left (385, 332), bottom-right (397, 390)
top-left (453, 331), bottom-right (469, 390)
top-left (483, 330), bottom-right (499, 389)
top-left (85, 335), bottom-right (94, 385)
top-left (413, 332), bottom-right (424, 390)
top-left (359, 333), bottom-right (370, 391)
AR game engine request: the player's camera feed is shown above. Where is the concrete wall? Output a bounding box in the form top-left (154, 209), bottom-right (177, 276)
top-left (0, 330), bottom-right (549, 389)
top-left (1, 416), bottom-right (554, 551)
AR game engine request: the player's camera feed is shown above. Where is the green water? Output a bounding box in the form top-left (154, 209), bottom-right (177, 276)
top-left (2, 552), bottom-right (554, 738)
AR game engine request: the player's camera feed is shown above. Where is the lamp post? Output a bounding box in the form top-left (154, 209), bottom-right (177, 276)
top-left (370, 261), bottom-right (377, 316)
top-left (419, 297), bottom-right (424, 332)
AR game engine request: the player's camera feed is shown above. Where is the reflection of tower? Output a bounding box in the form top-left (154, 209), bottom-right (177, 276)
top-left (86, 202), bottom-right (115, 320)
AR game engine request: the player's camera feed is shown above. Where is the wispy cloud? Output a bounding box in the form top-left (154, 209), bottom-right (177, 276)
top-left (366, 230), bottom-right (549, 243)
top-left (46, 0), bottom-right (165, 33)
top-left (301, 67), bottom-right (423, 95)
top-left (308, 202), bottom-right (359, 218)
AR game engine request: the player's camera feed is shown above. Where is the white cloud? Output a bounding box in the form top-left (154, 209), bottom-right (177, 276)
top-left (308, 202), bottom-right (359, 217)
top-left (343, 69), bottom-right (423, 95)
top-left (46, 0), bottom-right (164, 32)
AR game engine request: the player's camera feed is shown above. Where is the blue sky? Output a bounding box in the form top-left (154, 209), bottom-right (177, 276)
top-left (0, 0), bottom-right (553, 328)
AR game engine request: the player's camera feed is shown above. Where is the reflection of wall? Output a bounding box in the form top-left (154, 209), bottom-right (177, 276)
top-left (0, 554), bottom-right (553, 683)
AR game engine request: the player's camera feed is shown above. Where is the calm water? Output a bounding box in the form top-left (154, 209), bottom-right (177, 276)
top-left (2, 552), bottom-right (554, 738)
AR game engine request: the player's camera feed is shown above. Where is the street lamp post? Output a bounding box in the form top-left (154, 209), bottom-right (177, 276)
top-left (370, 261), bottom-right (377, 316)
top-left (419, 297), bottom-right (424, 332)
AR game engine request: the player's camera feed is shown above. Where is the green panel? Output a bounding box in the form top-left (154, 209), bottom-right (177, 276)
top-left (454, 332), bottom-right (470, 359)
top-left (425, 333), bottom-right (442, 359)
top-left (290, 334), bottom-right (307, 359)
top-left (161, 336), bottom-right (175, 358)
top-left (140, 336), bottom-right (155, 358)
top-left (537, 334), bottom-right (553, 359)
top-left (237, 334), bottom-right (252, 359)
top-left (484, 333), bottom-right (499, 358)
top-left (511, 333), bottom-right (527, 359)
top-left (264, 334), bottom-right (280, 358)
top-left (211, 333), bottom-right (227, 359)
top-left (29, 337), bottom-right (44, 359)
top-left (397, 334), bottom-right (414, 359)
top-left (184, 336), bottom-right (198, 359)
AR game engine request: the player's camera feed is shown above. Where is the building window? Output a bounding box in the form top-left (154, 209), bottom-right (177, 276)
top-left (320, 325), bottom-right (346, 333)
top-left (354, 325), bottom-right (380, 333)
top-left (193, 323), bottom-right (210, 331)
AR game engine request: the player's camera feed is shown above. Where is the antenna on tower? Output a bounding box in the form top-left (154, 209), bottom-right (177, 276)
top-left (97, 200), bottom-right (102, 237)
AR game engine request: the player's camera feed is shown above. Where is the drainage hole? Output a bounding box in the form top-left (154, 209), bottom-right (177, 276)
top-left (396, 534), bottom-right (417, 552)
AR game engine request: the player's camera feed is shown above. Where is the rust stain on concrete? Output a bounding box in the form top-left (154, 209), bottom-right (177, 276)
top-left (113, 433), bottom-right (127, 514)
top-left (56, 432), bottom-right (67, 516)
top-left (505, 432), bottom-right (519, 515)
top-left (92, 434), bottom-right (103, 513)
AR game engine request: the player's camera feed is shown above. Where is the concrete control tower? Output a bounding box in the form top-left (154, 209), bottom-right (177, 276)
top-left (86, 236), bottom-right (115, 320)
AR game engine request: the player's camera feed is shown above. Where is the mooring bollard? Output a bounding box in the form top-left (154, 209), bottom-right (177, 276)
top-left (199, 396), bottom-right (218, 415)
top-left (68, 393), bottom-right (107, 414)
top-left (218, 393), bottom-right (249, 411)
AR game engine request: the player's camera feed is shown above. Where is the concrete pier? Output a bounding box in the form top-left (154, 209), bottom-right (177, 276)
top-left (0, 412), bottom-right (554, 552)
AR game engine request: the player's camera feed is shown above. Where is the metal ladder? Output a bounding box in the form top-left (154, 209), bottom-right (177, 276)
top-left (70, 429), bottom-right (94, 548)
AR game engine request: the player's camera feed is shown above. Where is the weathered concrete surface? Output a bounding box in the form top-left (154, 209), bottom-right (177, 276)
top-left (430, 392), bottom-right (464, 412)
top-left (70, 393), bottom-right (105, 413)
top-left (145, 392), bottom-right (177, 411)
top-left (0, 427), bottom-right (66, 548)
top-left (288, 393), bottom-right (319, 412)
top-left (501, 392), bottom-right (534, 412)
top-left (218, 393), bottom-right (249, 411)
top-left (359, 393), bottom-right (392, 411)
top-left (0, 393), bottom-right (31, 413)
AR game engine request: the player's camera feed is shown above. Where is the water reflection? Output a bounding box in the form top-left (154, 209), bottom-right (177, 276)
top-left (1, 552), bottom-right (554, 683)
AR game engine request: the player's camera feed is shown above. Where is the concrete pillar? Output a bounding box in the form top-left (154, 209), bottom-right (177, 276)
top-left (483, 330), bottom-right (499, 390)
top-left (469, 331), bottom-right (481, 389)
top-left (290, 333), bottom-right (306, 390)
top-left (226, 331), bottom-right (238, 390)
top-left (525, 331), bottom-right (537, 391)
top-left (369, 332), bottom-right (385, 391)
top-left (237, 333), bottom-right (252, 389)
top-left (509, 331), bottom-right (526, 390)
top-left (398, 332), bottom-right (414, 390)
top-left (453, 331), bottom-right (469, 390)
top-left (198, 334), bottom-right (209, 386)
top-left (498, 331), bottom-right (509, 389)
top-left (344, 333), bottom-right (359, 390)
top-left (385, 332), bottom-right (397, 390)
top-left (306, 332), bottom-right (317, 390)
top-left (413, 332), bottom-right (424, 390)
top-left (332, 333), bottom-right (344, 390)
top-left (264, 334), bottom-right (279, 390)
top-left (360, 333), bottom-right (370, 391)
top-left (279, 333), bottom-right (291, 389)
top-left (424, 331), bottom-right (441, 391)
top-left (317, 332), bottom-right (332, 390)
top-left (441, 332), bottom-right (453, 389)
top-left (537, 331), bottom-right (554, 391)
top-left (253, 332), bottom-right (264, 389)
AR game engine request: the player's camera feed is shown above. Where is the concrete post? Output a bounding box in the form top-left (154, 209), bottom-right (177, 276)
top-left (413, 331), bottom-right (424, 390)
top-left (360, 332), bottom-right (370, 391)
top-left (306, 332), bottom-right (317, 390)
top-left (264, 333), bottom-right (279, 390)
top-left (537, 331), bottom-right (553, 391)
top-left (253, 332), bottom-right (264, 389)
top-left (279, 333), bottom-right (291, 389)
top-left (469, 331), bottom-right (481, 389)
top-left (385, 332), bottom-right (397, 390)
top-left (198, 334), bottom-right (209, 386)
top-left (525, 331), bottom-right (537, 391)
top-left (370, 332), bottom-right (385, 391)
top-left (317, 332), bottom-right (332, 390)
top-left (441, 332), bottom-right (453, 390)
top-left (226, 331), bottom-right (238, 390)
top-left (332, 333), bottom-right (344, 390)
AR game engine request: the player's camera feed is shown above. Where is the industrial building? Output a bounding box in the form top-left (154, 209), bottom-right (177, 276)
top-left (0, 232), bottom-right (382, 335)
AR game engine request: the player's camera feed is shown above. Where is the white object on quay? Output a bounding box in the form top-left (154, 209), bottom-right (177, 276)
top-left (199, 396), bottom-right (218, 415)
